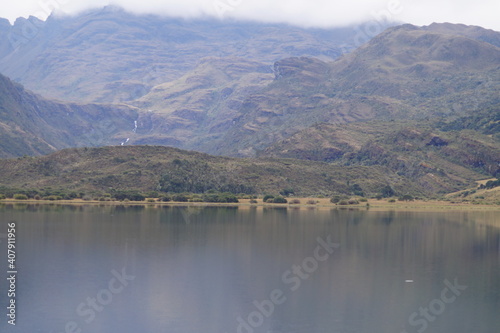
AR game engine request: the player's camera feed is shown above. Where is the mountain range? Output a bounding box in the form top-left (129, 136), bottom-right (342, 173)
top-left (0, 8), bottom-right (499, 198)
top-left (0, 6), bottom-right (359, 103)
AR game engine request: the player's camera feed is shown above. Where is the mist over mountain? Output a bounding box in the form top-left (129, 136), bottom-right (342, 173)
top-left (0, 6), bottom-right (362, 103)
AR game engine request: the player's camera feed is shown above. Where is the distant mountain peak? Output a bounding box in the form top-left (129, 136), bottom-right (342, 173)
top-left (0, 8), bottom-right (360, 103)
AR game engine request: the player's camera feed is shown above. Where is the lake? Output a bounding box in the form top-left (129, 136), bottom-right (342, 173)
top-left (0, 204), bottom-right (499, 333)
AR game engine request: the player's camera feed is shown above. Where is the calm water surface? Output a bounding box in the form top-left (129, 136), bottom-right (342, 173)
top-left (0, 204), bottom-right (499, 333)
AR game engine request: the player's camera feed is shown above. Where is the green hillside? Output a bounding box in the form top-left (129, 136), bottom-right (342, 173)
top-left (0, 145), bottom-right (426, 198)
top-left (261, 113), bottom-right (500, 194)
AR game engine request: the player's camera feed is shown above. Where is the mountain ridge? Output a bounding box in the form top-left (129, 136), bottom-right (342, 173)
top-left (209, 23), bottom-right (500, 156)
top-left (0, 73), bottom-right (138, 158)
top-left (2, 22), bottom-right (498, 158)
top-left (0, 7), bottom-right (362, 103)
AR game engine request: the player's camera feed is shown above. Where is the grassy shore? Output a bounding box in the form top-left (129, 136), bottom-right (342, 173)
top-left (2, 197), bottom-right (499, 210)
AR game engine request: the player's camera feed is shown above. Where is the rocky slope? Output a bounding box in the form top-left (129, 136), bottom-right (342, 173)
top-left (0, 73), bottom-right (137, 158)
top-left (212, 23), bottom-right (500, 156)
top-left (119, 23), bottom-right (499, 156)
top-left (260, 115), bottom-right (500, 194)
top-left (129, 57), bottom-right (275, 149)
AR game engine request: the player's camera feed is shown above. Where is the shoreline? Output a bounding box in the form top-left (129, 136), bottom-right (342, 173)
top-left (1, 198), bottom-right (499, 211)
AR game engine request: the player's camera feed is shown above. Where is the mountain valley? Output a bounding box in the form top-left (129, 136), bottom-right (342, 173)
top-left (0, 8), bottom-right (498, 199)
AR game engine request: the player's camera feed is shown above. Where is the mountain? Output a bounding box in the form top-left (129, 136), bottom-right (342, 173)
top-left (260, 116), bottom-right (500, 194)
top-left (211, 23), bottom-right (500, 156)
top-left (0, 145), bottom-right (426, 197)
top-left (115, 23), bottom-right (499, 156)
top-left (128, 57), bottom-right (275, 149)
top-left (0, 6), bottom-right (360, 103)
top-left (0, 18), bottom-right (498, 198)
top-left (421, 22), bottom-right (500, 48)
top-left (0, 73), bottom-right (137, 158)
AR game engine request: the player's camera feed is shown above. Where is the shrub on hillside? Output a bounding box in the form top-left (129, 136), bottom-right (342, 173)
top-left (263, 195), bottom-right (275, 202)
top-left (171, 194), bottom-right (189, 202)
top-left (272, 196), bottom-right (288, 204)
top-left (330, 196), bottom-right (341, 204)
top-left (202, 193), bottom-right (239, 203)
top-left (479, 178), bottom-right (500, 190)
top-left (220, 193), bottom-right (239, 203)
top-left (279, 188), bottom-right (295, 197)
top-left (159, 159), bottom-right (254, 194)
top-left (350, 184), bottom-right (364, 197)
top-left (398, 194), bottom-right (414, 201)
top-left (159, 195), bottom-right (171, 202)
top-left (13, 194), bottom-right (28, 200)
top-left (330, 195), bottom-right (349, 204)
top-left (44, 195), bottom-right (63, 201)
top-left (380, 185), bottom-right (395, 198)
top-left (146, 191), bottom-right (160, 198)
top-left (131, 193), bottom-right (146, 201)
top-left (112, 190), bottom-right (146, 201)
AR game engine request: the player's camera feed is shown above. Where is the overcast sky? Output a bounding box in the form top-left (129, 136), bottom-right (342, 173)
top-left (2, 0), bottom-right (500, 31)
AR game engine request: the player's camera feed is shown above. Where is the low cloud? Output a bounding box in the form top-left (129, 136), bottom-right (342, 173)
top-left (3, 0), bottom-right (500, 31)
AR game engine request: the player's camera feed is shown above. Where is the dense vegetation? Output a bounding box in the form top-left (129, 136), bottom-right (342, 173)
top-left (437, 104), bottom-right (500, 136)
top-left (0, 144), bottom-right (497, 204)
top-left (263, 124), bottom-right (499, 196)
top-left (158, 159), bottom-right (254, 194)
top-left (0, 146), bottom-right (429, 200)
top-left (479, 178), bottom-right (500, 190)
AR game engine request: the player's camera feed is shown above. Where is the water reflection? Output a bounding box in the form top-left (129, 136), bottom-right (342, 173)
top-left (0, 205), bottom-right (498, 333)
